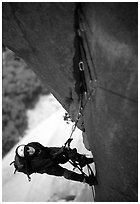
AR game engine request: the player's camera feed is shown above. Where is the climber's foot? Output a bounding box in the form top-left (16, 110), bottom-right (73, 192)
top-left (79, 156), bottom-right (94, 167)
top-left (84, 175), bottom-right (98, 186)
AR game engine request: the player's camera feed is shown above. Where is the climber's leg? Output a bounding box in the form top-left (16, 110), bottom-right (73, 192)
top-left (42, 164), bottom-right (84, 182)
top-left (41, 164), bottom-right (97, 186)
top-left (77, 155), bottom-right (94, 167)
top-left (42, 165), bottom-right (65, 177)
top-left (63, 168), bottom-right (84, 182)
top-left (63, 169), bottom-right (98, 186)
top-left (42, 163), bottom-right (84, 183)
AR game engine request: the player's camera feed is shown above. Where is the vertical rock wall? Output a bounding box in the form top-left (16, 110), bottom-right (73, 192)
top-left (81, 3), bottom-right (137, 201)
top-left (2, 2), bottom-right (138, 201)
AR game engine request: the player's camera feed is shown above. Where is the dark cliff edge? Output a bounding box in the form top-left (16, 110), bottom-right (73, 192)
top-left (2, 2), bottom-right (138, 201)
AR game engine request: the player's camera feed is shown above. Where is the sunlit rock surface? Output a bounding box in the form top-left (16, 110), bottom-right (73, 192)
top-left (3, 2), bottom-right (138, 201)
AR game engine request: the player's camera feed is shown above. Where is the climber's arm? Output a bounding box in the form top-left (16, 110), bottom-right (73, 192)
top-left (50, 147), bottom-right (78, 160)
top-left (51, 147), bottom-right (66, 158)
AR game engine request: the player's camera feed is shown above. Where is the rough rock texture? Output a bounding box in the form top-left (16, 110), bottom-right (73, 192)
top-left (3, 2), bottom-right (138, 201)
top-left (3, 2), bottom-right (79, 115)
top-left (81, 3), bottom-right (138, 201)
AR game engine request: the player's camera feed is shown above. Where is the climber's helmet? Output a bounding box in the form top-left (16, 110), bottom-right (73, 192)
top-left (16, 145), bottom-right (25, 157)
top-left (16, 145), bottom-right (35, 158)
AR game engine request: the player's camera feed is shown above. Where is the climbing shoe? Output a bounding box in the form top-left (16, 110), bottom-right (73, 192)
top-left (79, 156), bottom-right (94, 167)
top-left (84, 175), bottom-right (98, 186)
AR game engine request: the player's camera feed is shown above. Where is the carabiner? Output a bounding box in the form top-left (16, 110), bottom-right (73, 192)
top-left (79, 61), bottom-right (84, 71)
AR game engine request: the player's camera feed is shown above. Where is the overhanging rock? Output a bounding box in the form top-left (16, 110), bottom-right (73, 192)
top-left (3, 2), bottom-right (138, 201)
top-left (3, 2), bottom-right (80, 120)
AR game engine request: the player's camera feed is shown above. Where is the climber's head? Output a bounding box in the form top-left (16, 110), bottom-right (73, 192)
top-left (16, 145), bottom-right (35, 157)
top-left (25, 146), bottom-right (36, 156)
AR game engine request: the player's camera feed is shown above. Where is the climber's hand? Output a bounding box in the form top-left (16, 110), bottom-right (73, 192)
top-left (64, 138), bottom-right (73, 147)
top-left (52, 147), bottom-right (65, 159)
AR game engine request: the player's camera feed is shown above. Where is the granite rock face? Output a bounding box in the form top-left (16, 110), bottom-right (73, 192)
top-left (3, 2), bottom-right (79, 114)
top-left (81, 3), bottom-right (138, 201)
top-left (3, 2), bottom-right (138, 201)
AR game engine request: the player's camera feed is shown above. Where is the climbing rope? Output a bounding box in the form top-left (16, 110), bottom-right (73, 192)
top-left (87, 164), bottom-right (95, 200)
top-left (64, 95), bottom-right (83, 147)
top-left (63, 6), bottom-right (98, 201)
top-left (64, 85), bottom-right (96, 148)
top-left (64, 5), bottom-right (98, 148)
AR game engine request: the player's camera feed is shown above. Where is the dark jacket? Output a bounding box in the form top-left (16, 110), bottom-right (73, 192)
top-left (25, 142), bottom-right (69, 174)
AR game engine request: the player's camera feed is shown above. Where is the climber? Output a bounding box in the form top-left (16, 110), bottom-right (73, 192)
top-left (11, 142), bottom-right (98, 186)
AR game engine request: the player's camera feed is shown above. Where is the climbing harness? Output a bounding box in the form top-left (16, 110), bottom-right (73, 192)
top-left (64, 142), bottom-right (96, 200)
top-left (64, 141), bottom-right (96, 196)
